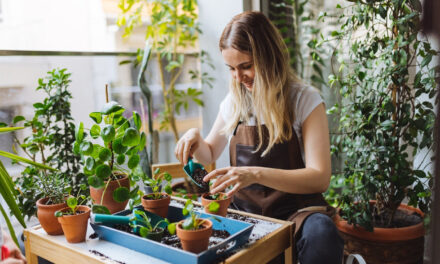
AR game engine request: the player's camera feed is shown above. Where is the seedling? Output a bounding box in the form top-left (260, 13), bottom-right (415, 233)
top-left (54, 196), bottom-right (87, 217)
top-left (143, 168), bottom-right (172, 200)
top-left (129, 209), bottom-right (170, 238)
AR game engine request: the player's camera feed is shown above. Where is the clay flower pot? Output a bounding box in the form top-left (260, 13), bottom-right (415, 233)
top-left (90, 173), bottom-right (130, 214)
top-left (176, 219), bottom-right (212, 253)
top-left (201, 192), bottom-right (231, 217)
top-left (141, 193), bottom-right (171, 218)
top-left (36, 197), bottom-right (67, 235)
top-left (57, 205), bottom-right (91, 243)
top-left (335, 202), bottom-right (425, 264)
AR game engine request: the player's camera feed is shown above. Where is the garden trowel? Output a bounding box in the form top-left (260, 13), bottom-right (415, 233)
top-left (183, 157), bottom-right (209, 191)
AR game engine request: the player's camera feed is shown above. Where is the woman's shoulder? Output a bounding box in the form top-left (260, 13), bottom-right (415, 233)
top-left (290, 83), bottom-right (323, 124)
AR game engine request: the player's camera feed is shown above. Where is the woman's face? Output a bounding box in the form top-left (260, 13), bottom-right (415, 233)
top-left (221, 48), bottom-right (255, 91)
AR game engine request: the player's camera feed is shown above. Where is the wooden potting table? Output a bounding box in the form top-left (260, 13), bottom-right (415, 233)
top-left (23, 198), bottom-right (294, 264)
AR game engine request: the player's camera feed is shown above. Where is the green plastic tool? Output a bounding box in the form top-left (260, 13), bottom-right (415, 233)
top-left (183, 157), bottom-right (207, 189)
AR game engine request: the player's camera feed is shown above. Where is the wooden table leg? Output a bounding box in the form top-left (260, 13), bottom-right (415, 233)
top-left (284, 246), bottom-right (293, 264)
top-left (23, 229), bottom-right (39, 264)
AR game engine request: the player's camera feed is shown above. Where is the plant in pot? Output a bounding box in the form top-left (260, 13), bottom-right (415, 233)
top-left (201, 192), bottom-right (230, 217)
top-left (0, 126), bottom-right (57, 244)
top-left (55, 194), bottom-right (90, 243)
top-left (75, 95), bottom-right (146, 214)
top-left (141, 168), bottom-right (172, 218)
top-left (129, 209), bottom-right (170, 242)
top-left (6, 69), bottom-right (85, 236)
top-left (326, 1), bottom-right (438, 263)
top-left (168, 199), bottom-right (213, 254)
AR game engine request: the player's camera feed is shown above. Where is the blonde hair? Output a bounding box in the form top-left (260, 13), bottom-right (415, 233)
top-left (219, 11), bottom-right (301, 156)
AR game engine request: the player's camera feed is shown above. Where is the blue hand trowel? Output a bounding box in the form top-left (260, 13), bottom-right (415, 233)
top-left (183, 157), bottom-right (209, 191)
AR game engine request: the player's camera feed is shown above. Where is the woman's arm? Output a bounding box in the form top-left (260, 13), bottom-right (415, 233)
top-left (206, 103), bottom-right (331, 195)
top-left (175, 112), bottom-right (228, 165)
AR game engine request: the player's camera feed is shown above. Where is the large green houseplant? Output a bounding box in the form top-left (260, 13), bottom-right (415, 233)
top-left (75, 90), bottom-right (145, 214)
top-left (328, 0), bottom-right (438, 262)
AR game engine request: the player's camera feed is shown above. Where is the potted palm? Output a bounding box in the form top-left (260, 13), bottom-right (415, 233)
top-left (75, 91), bottom-right (146, 214)
top-left (6, 69), bottom-right (85, 235)
top-left (327, 1), bottom-right (437, 263)
top-left (141, 168), bottom-right (172, 218)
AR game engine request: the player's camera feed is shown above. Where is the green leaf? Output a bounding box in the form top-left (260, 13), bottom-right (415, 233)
top-left (85, 157), bottom-right (96, 171)
top-left (208, 201), bottom-right (220, 213)
top-left (99, 148), bottom-right (112, 161)
top-left (128, 154), bottom-right (140, 169)
top-left (0, 150), bottom-right (56, 171)
top-left (90, 124), bottom-right (101, 139)
top-left (89, 112), bottom-right (102, 124)
top-left (80, 141), bottom-right (94, 155)
top-left (12, 116), bottom-right (25, 124)
top-left (138, 132), bottom-right (146, 151)
top-left (88, 176), bottom-right (104, 188)
top-left (117, 154), bottom-right (125, 165)
top-left (67, 197), bottom-right (77, 210)
top-left (101, 125), bottom-right (116, 142)
top-left (122, 128), bottom-right (140, 147)
top-left (167, 223), bottom-right (176, 235)
top-left (75, 122), bottom-right (84, 142)
top-left (113, 137), bottom-right (128, 154)
top-left (54, 211), bottom-right (63, 217)
top-left (182, 216), bottom-right (194, 230)
top-left (113, 187), bottom-right (130, 202)
top-left (0, 127), bottom-right (24, 134)
top-left (133, 111), bottom-right (142, 130)
top-left (101, 101), bottom-right (124, 115)
top-left (139, 226), bottom-right (149, 238)
top-left (95, 164), bottom-right (111, 179)
top-left (92, 205), bottom-right (111, 214)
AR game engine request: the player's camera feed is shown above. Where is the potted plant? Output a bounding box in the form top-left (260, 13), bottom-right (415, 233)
top-left (55, 194), bottom-right (90, 243)
top-left (75, 93), bottom-right (146, 214)
top-left (168, 199), bottom-right (213, 253)
top-left (326, 1), bottom-right (438, 263)
top-left (129, 209), bottom-right (170, 242)
top-left (141, 168), bottom-right (172, 218)
top-left (201, 193), bottom-right (230, 217)
top-left (6, 69), bottom-right (85, 235)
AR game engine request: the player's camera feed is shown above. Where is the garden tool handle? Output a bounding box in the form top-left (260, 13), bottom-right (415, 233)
top-left (91, 214), bottom-right (131, 225)
top-left (1, 244), bottom-right (9, 260)
top-left (188, 157), bottom-right (195, 175)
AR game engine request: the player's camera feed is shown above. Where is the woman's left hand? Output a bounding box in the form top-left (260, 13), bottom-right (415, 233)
top-left (203, 167), bottom-right (258, 196)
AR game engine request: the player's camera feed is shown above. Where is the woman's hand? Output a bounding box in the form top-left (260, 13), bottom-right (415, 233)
top-left (174, 128), bottom-right (201, 165)
top-left (203, 166), bottom-right (258, 196)
top-left (1, 231), bottom-right (26, 264)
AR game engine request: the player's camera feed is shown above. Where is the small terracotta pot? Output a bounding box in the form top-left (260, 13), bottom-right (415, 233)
top-left (141, 193), bottom-right (171, 218)
top-left (176, 219), bottom-right (212, 253)
top-left (90, 173), bottom-right (130, 214)
top-left (57, 205), bottom-right (91, 243)
top-left (201, 192), bottom-right (231, 217)
top-left (36, 197), bottom-right (67, 235)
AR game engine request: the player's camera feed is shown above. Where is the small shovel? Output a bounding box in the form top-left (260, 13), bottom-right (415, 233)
top-left (183, 157), bottom-right (209, 191)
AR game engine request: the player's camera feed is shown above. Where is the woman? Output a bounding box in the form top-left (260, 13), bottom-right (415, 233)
top-left (175, 11), bottom-right (343, 263)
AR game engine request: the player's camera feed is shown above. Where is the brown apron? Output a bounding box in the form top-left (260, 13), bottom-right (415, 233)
top-left (229, 122), bottom-right (335, 262)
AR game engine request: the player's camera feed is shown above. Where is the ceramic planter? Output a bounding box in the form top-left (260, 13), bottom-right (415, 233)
top-left (176, 219), bottom-right (212, 253)
top-left (336, 202), bottom-right (425, 264)
top-left (57, 205), bottom-right (91, 243)
top-left (201, 192), bottom-right (232, 217)
top-left (90, 173), bottom-right (130, 214)
top-left (141, 193), bottom-right (171, 218)
top-left (36, 197), bottom-right (67, 235)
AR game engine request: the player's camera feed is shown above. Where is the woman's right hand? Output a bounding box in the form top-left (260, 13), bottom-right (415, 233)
top-left (174, 128), bottom-right (201, 165)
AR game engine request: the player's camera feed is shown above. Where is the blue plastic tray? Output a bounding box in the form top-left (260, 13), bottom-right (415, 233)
top-left (90, 205), bottom-right (254, 264)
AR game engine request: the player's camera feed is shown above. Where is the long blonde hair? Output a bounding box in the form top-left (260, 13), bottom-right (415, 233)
top-left (219, 11), bottom-right (301, 156)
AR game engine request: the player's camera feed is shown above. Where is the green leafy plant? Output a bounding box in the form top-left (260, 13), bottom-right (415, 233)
top-left (9, 69), bottom-right (85, 219)
top-left (143, 168), bottom-right (172, 200)
top-left (0, 126), bottom-right (57, 245)
top-left (118, 0), bottom-right (214, 142)
top-left (168, 199), bottom-right (218, 233)
top-left (75, 98), bottom-right (146, 209)
top-left (327, 0), bottom-right (438, 231)
top-left (54, 195), bottom-right (88, 217)
top-left (129, 209), bottom-right (169, 238)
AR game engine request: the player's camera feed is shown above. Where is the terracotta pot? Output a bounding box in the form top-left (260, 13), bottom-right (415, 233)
top-left (90, 173), bottom-right (130, 214)
top-left (141, 193), bottom-right (171, 218)
top-left (201, 192), bottom-right (231, 217)
top-left (36, 197), bottom-right (67, 235)
top-left (171, 181), bottom-right (204, 201)
top-left (176, 219), bottom-right (212, 253)
top-left (57, 205), bottom-right (91, 243)
top-left (336, 202), bottom-right (425, 264)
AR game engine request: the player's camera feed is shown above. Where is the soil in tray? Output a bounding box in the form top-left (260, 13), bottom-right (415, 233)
top-left (226, 212), bottom-right (259, 224)
top-left (191, 167), bottom-right (210, 192)
top-left (114, 224), bottom-right (230, 250)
